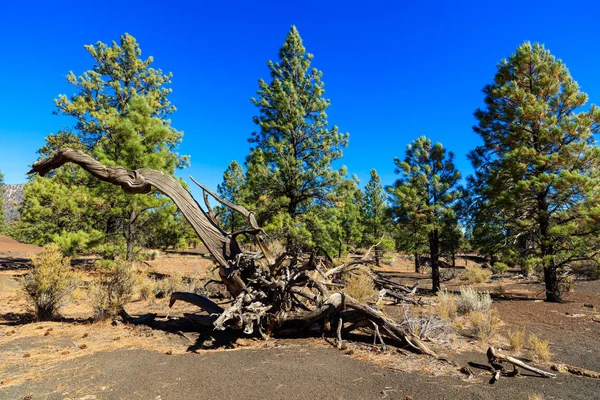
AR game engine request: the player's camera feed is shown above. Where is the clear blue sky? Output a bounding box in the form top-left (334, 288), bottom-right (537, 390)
top-left (2, 0), bottom-right (600, 194)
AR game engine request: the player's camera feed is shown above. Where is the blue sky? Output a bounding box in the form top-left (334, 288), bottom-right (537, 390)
top-left (2, 1), bottom-right (600, 194)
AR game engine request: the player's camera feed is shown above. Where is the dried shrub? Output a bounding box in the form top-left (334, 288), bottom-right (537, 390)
top-left (461, 266), bottom-right (491, 284)
top-left (138, 276), bottom-right (155, 301)
top-left (468, 309), bottom-right (502, 341)
top-left (90, 258), bottom-right (136, 320)
top-left (529, 334), bottom-right (552, 361)
top-left (159, 271), bottom-right (183, 297)
top-left (400, 306), bottom-right (450, 340)
top-left (436, 290), bottom-right (457, 320)
top-left (457, 287), bottom-right (492, 314)
top-left (21, 244), bottom-right (78, 320)
top-left (343, 272), bottom-right (377, 302)
top-left (509, 328), bottom-right (526, 352)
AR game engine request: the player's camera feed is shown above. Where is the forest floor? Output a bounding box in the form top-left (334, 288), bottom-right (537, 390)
top-left (1, 235), bottom-right (599, 399)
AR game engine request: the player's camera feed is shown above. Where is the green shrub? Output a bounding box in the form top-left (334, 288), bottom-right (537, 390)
top-left (52, 229), bottom-right (103, 257)
top-left (90, 258), bottom-right (136, 320)
top-left (21, 244), bottom-right (78, 320)
top-left (457, 287), bottom-right (492, 314)
top-left (490, 262), bottom-right (509, 275)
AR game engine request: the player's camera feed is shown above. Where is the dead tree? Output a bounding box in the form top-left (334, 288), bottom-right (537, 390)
top-left (30, 149), bottom-right (435, 356)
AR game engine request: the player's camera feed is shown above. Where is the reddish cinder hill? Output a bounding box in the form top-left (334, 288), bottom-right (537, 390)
top-left (0, 234), bottom-right (43, 255)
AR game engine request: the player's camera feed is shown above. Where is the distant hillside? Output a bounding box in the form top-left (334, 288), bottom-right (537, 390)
top-left (2, 184), bottom-right (25, 222)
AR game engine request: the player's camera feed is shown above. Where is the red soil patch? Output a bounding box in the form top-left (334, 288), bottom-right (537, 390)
top-left (0, 235), bottom-right (43, 255)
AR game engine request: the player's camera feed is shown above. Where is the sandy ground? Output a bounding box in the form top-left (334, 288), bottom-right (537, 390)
top-left (1, 240), bottom-right (599, 399)
top-left (2, 346), bottom-right (600, 400)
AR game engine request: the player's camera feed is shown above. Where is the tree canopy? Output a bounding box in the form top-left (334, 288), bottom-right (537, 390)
top-left (390, 137), bottom-right (461, 292)
top-left (16, 34), bottom-right (189, 259)
top-left (245, 26), bottom-right (348, 253)
top-left (468, 42), bottom-right (600, 302)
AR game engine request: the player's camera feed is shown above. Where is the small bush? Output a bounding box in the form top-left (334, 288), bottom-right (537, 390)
top-left (159, 272), bottom-right (183, 297)
top-left (529, 334), bottom-right (552, 361)
top-left (90, 258), bottom-right (136, 320)
top-left (468, 309), bottom-right (502, 341)
top-left (51, 230), bottom-right (102, 257)
top-left (461, 266), bottom-right (491, 283)
top-left (138, 276), bottom-right (155, 301)
top-left (400, 306), bottom-right (450, 340)
top-left (137, 249), bottom-right (160, 262)
top-left (436, 290), bottom-right (457, 320)
top-left (509, 328), bottom-right (526, 352)
top-left (457, 287), bottom-right (492, 314)
top-left (490, 262), bottom-right (509, 275)
top-left (343, 272), bottom-right (377, 302)
top-left (21, 244), bottom-right (78, 320)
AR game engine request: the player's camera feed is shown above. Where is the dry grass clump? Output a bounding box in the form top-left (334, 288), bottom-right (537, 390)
top-left (400, 306), bottom-right (450, 340)
top-left (508, 328), bottom-right (526, 352)
top-left (529, 334), bottom-right (552, 361)
top-left (21, 244), bottom-right (78, 321)
top-left (343, 271), bottom-right (377, 302)
top-left (158, 271), bottom-right (183, 297)
top-left (138, 276), bottom-right (155, 301)
top-left (436, 290), bottom-right (457, 320)
top-left (468, 309), bottom-right (502, 341)
top-left (90, 258), bottom-right (136, 320)
top-left (457, 287), bottom-right (492, 314)
top-left (461, 265), bottom-right (491, 284)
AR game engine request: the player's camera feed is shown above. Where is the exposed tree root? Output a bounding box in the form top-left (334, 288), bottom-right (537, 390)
top-left (30, 149), bottom-right (436, 356)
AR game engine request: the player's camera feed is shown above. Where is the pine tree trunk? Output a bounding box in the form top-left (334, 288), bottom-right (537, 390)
top-left (538, 196), bottom-right (561, 302)
top-left (430, 229), bottom-right (440, 293)
top-left (126, 208), bottom-right (136, 261)
top-left (544, 265), bottom-right (561, 302)
top-left (414, 252), bottom-right (420, 273)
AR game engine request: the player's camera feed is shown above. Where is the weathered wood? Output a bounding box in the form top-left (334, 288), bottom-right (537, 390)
top-left (552, 363), bottom-right (600, 378)
top-left (30, 149), bottom-right (438, 357)
top-left (170, 292), bottom-right (224, 315)
top-left (487, 347), bottom-right (556, 378)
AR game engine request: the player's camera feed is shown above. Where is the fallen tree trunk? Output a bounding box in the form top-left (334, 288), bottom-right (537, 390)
top-left (487, 347), bottom-right (556, 379)
top-left (30, 149), bottom-right (435, 355)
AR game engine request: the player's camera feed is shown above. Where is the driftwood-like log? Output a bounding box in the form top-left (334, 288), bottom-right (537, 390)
top-left (30, 149), bottom-right (435, 356)
top-left (551, 363), bottom-right (600, 378)
top-left (487, 347), bottom-right (556, 379)
top-left (170, 292), bottom-right (224, 315)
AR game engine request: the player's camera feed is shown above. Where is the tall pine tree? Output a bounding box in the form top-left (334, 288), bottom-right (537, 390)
top-left (216, 160), bottom-right (246, 232)
top-left (390, 137), bottom-right (461, 292)
top-left (20, 34), bottom-right (188, 259)
top-left (246, 26), bottom-right (348, 253)
top-left (361, 169), bottom-right (387, 245)
top-left (468, 42), bottom-right (600, 302)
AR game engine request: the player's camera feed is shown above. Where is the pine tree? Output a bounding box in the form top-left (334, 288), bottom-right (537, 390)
top-left (0, 171), bottom-right (7, 234)
top-left (389, 137), bottom-right (461, 292)
top-left (216, 160), bottom-right (246, 232)
top-left (246, 26), bottom-right (348, 253)
top-left (468, 42), bottom-right (600, 302)
top-left (439, 215), bottom-right (464, 267)
top-left (332, 173), bottom-right (363, 257)
top-left (361, 169), bottom-right (387, 245)
top-left (20, 34), bottom-right (188, 259)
